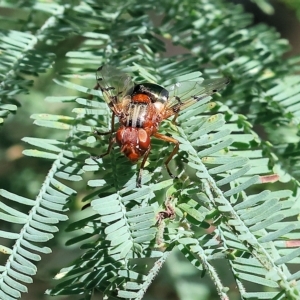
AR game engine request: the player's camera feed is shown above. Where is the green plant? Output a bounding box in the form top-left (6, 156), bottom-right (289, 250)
top-left (0, 0), bottom-right (300, 299)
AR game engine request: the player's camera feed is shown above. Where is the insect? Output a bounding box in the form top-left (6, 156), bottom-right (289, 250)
top-left (93, 65), bottom-right (229, 187)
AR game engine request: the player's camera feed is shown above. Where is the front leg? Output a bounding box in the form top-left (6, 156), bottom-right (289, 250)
top-left (92, 112), bottom-right (116, 159)
top-left (94, 112), bottom-right (116, 137)
top-left (91, 135), bottom-right (116, 160)
top-left (153, 132), bottom-right (179, 179)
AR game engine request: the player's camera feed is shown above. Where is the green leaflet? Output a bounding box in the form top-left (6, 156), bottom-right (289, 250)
top-left (2, 0), bottom-right (300, 299)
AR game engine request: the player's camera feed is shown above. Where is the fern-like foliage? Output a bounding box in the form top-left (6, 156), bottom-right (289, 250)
top-left (1, 0), bottom-right (300, 300)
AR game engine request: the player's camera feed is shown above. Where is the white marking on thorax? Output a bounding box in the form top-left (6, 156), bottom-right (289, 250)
top-left (126, 103), bottom-right (147, 127)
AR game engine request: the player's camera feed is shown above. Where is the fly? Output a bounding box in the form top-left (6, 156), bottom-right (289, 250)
top-left (93, 65), bottom-right (229, 187)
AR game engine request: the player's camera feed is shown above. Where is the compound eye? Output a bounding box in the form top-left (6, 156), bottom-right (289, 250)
top-left (138, 129), bottom-right (150, 150)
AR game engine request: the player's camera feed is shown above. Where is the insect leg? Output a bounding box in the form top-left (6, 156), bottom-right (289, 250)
top-left (136, 146), bottom-right (151, 188)
top-left (171, 112), bottom-right (180, 125)
top-left (94, 113), bottom-right (115, 137)
top-left (92, 114), bottom-right (116, 159)
top-left (153, 132), bottom-right (179, 179)
top-left (168, 96), bottom-right (181, 124)
top-left (99, 136), bottom-right (116, 158)
top-left (91, 136), bottom-right (116, 160)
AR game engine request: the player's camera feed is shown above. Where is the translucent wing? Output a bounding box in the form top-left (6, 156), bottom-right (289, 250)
top-left (96, 65), bottom-right (134, 111)
top-left (162, 78), bottom-right (230, 119)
